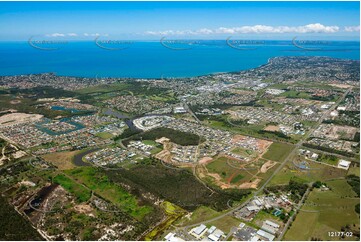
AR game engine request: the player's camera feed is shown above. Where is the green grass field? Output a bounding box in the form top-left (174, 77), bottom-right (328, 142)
top-left (327, 179), bottom-right (358, 198)
top-left (316, 153), bottom-right (339, 166)
top-left (176, 206), bottom-right (221, 226)
top-left (280, 90), bottom-right (311, 99)
top-left (262, 142), bottom-right (294, 162)
top-left (95, 132), bottom-right (114, 139)
top-left (231, 147), bottom-right (257, 159)
top-left (257, 163), bottom-right (279, 186)
top-left (285, 179), bottom-right (359, 241)
top-left (269, 161), bottom-right (348, 186)
top-left (53, 174), bottom-right (91, 202)
top-left (206, 156), bottom-right (256, 185)
top-left (285, 211), bottom-right (319, 241)
top-left (76, 83), bottom-right (131, 94)
top-left (252, 210), bottom-right (282, 228)
top-left (65, 167), bottom-right (153, 220)
top-left (142, 140), bottom-right (158, 146)
top-left (347, 166), bottom-right (360, 177)
top-left (205, 215), bottom-right (242, 233)
top-left (230, 174), bottom-right (245, 184)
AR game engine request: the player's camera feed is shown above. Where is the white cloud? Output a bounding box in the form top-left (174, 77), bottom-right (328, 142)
top-left (45, 33), bottom-right (78, 37)
top-left (145, 23), bottom-right (340, 36)
top-left (197, 28), bottom-right (214, 34)
top-left (84, 33), bottom-right (102, 37)
top-left (46, 33), bottom-right (65, 37)
top-left (344, 26), bottom-right (360, 32)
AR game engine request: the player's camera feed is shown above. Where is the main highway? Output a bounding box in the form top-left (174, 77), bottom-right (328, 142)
top-left (174, 87), bottom-right (352, 238)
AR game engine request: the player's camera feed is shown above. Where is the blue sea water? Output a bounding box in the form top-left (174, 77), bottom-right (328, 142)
top-left (0, 40), bottom-right (359, 78)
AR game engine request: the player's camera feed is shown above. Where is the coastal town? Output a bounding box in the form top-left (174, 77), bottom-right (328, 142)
top-left (0, 56), bottom-right (359, 241)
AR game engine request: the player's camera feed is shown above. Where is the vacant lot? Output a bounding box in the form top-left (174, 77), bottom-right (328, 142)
top-left (285, 211), bottom-right (319, 241)
top-left (95, 132), bottom-right (113, 139)
top-left (106, 162), bottom-right (250, 211)
top-left (347, 166), bottom-right (360, 177)
top-left (53, 174), bottom-right (91, 202)
top-left (205, 156), bottom-right (257, 188)
top-left (205, 215), bottom-right (242, 233)
top-left (285, 179), bottom-right (359, 241)
top-left (317, 153), bottom-right (339, 166)
top-left (231, 147), bottom-right (258, 161)
top-left (177, 206), bottom-right (221, 226)
top-left (41, 151), bottom-right (79, 170)
top-left (65, 167), bottom-right (153, 220)
top-left (262, 142), bottom-right (294, 162)
top-left (252, 210), bottom-right (282, 228)
top-left (280, 90), bottom-right (311, 99)
top-left (269, 161), bottom-right (347, 186)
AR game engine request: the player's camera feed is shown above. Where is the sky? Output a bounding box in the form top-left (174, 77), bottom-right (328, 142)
top-left (0, 1), bottom-right (359, 41)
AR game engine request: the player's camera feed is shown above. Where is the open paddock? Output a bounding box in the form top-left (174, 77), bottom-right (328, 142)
top-left (285, 179), bottom-right (359, 241)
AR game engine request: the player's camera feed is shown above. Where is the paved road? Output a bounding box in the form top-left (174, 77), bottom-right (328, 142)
top-left (175, 88), bottom-right (352, 236)
top-left (225, 227), bottom-right (238, 241)
top-left (277, 187), bottom-right (311, 240)
top-left (302, 146), bottom-right (358, 163)
top-left (183, 102), bottom-right (201, 124)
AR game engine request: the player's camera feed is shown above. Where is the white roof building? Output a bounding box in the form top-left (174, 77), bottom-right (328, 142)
top-left (212, 229), bottom-right (224, 238)
top-left (247, 205), bottom-right (260, 211)
top-left (207, 226), bottom-right (216, 234)
top-left (208, 229), bottom-right (225, 241)
top-left (174, 106), bottom-right (187, 113)
top-left (265, 220), bottom-right (280, 228)
top-left (321, 104), bottom-right (330, 109)
top-left (190, 224), bottom-right (208, 239)
top-left (208, 234), bottom-right (220, 241)
top-left (254, 199), bottom-right (263, 206)
top-left (311, 153), bottom-right (319, 160)
top-left (250, 235), bottom-right (260, 241)
top-left (330, 110), bottom-right (339, 117)
top-left (257, 230), bottom-right (275, 241)
top-left (261, 225), bottom-right (277, 235)
top-left (338, 160), bottom-right (351, 170)
top-left (164, 233), bottom-right (185, 242)
top-left (194, 224), bottom-right (207, 235)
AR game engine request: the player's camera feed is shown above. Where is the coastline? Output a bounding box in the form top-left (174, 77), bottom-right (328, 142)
top-left (0, 55), bottom-right (359, 80)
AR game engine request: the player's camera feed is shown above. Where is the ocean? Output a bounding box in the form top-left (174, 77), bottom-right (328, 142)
top-left (0, 40), bottom-right (359, 78)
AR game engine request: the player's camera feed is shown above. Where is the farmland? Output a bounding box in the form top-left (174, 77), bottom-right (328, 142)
top-left (269, 160), bottom-right (348, 186)
top-left (285, 179), bottom-right (360, 241)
